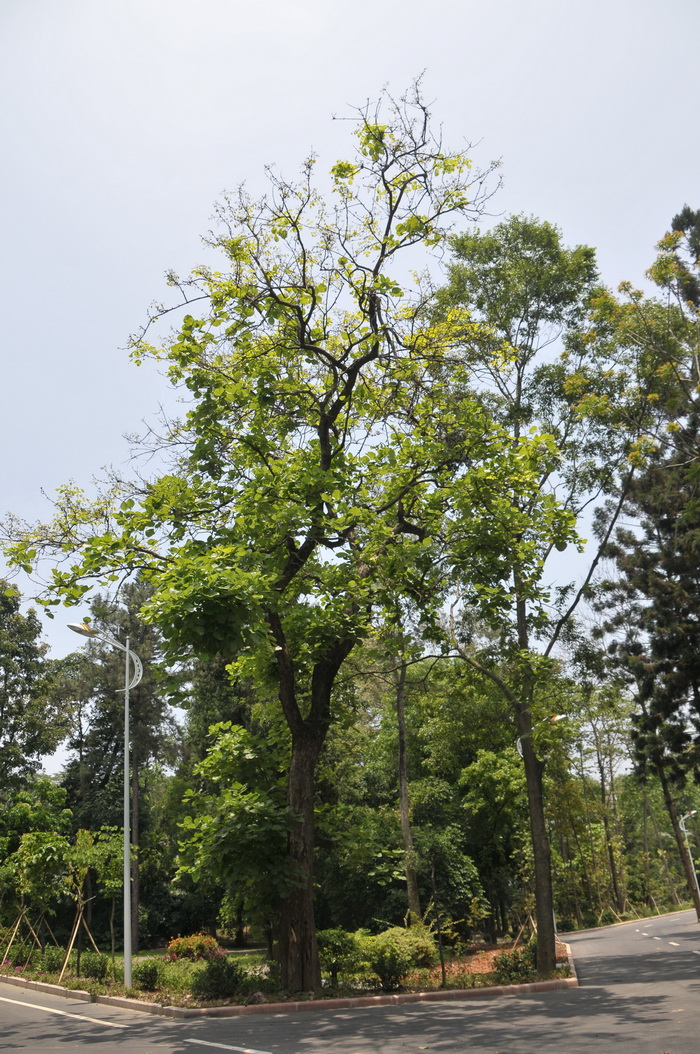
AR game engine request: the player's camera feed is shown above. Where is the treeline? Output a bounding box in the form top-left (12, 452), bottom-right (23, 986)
top-left (2, 86), bottom-right (700, 987)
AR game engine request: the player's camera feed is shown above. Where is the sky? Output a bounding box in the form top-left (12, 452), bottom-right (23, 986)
top-left (1, 0), bottom-right (698, 675)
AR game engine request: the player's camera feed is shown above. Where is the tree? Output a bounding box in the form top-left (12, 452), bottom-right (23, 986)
top-left (9, 86), bottom-right (560, 989)
top-left (435, 215), bottom-right (651, 971)
top-left (59, 581), bottom-right (177, 952)
top-left (0, 586), bottom-right (70, 790)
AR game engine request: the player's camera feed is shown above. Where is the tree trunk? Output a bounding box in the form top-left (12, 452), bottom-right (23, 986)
top-left (277, 728), bottom-right (324, 991)
top-left (395, 658), bottom-right (421, 922)
top-left (657, 763), bottom-right (700, 921)
top-left (517, 704), bottom-right (557, 974)
top-left (647, 792), bottom-right (681, 905)
top-left (513, 589), bottom-right (556, 975)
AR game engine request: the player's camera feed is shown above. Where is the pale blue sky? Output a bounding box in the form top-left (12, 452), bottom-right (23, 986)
top-left (1, 0), bottom-right (698, 665)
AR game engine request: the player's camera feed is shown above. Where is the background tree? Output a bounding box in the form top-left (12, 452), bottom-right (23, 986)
top-left (434, 214), bottom-right (648, 971)
top-left (0, 586), bottom-right (70, 790)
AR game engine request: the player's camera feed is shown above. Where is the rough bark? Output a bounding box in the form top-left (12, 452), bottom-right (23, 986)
top-left (657, 763), bottom-right (700, 921)
top-left (277, 728), bottom-right (325, 991)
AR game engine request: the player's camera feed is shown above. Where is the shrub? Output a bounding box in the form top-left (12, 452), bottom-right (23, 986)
top-left (395, 923), bottom-right (437, 968)
top-left (81, 951), bottom-right (109, 980)
top-left (166, 933), bottom-right (221, 961)
top-left (365, 930), bottom-right (415, 991)
top-left (132, 958), bottom-right (163, 991)
top-left (190, 955), bottom-right (243, 1000)
top-left (493, 941), bottom-right (537, 984)
top-left (317, 928), bottom-right (364, 985)
top-left (42, 946), bottom-right (68, 973)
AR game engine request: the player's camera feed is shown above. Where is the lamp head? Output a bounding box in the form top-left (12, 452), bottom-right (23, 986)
top-left (67, 623), bottom-right (97, 638)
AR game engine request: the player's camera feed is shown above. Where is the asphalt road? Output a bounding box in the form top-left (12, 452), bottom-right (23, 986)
top-left (1, 910), bottom-right (699, 1053)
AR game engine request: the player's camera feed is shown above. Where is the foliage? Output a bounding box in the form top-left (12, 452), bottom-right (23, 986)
top-left (132, 957), bottom-right (163, 990)
top-left (166, 932), bottom-right (222, 961)
top-left (81, 951), bottom-right (109, 980)
top-left (316, 927), bottom-right (365, 984)
top-left (492, 940), bottom-right (537, 983)
top-left (0, 586), bottom-right (71, 789)
top-left (189, 954), bottom-right (243, 1000)
top-left (41, 946), bottom-right (68, 972)
top-left (364, 928), bottom-right (417, 990)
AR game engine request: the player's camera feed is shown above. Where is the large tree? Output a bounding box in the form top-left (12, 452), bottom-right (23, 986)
top-left (6, 88), bottom-right (566, 988)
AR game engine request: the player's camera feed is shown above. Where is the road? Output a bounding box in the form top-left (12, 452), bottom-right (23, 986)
top-left (1, 910), bottom-right (699, 1053)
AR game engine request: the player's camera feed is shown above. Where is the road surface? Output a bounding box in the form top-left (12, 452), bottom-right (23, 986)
top-left (1, 910), bottom-right (698, 1053)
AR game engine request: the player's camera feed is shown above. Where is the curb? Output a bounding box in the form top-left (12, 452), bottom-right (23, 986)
top-left (0, 946), bottom-right (578, 1019)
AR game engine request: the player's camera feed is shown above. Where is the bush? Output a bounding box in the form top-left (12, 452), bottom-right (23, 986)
top-left (81, 951), bottom-right (109, 980)
top-left (42, 946), bottom-right (68, 973)
top-left (317, 928), bottom-right (364, 985)
top-left (166, 933), bottom-right (221, 961)
top-left (365, 930), bottom-right (415, 991)
top-left (394, 924), bottom-right (438, 968)
top-left (132, 958), bottom-right (163, 991)
top-left (493, 941), bottom-right (537, 984)
top-left (190, 955), bottom-right (243, 1001)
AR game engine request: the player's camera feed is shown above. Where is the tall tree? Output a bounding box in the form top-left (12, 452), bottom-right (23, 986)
top-left (436, 215), bottom-right (651, 971)
top-left (8, 87), bottom-right (561, 989)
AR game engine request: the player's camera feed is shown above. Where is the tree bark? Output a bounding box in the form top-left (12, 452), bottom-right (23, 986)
top-left (277, 726), bottom-right (325, 991)
top-left (517, 704), bottom-right (557, 974)
top-left (395, 658), bottom-right (421, 922)
top-left (657, 763), bottom-right (700, 921)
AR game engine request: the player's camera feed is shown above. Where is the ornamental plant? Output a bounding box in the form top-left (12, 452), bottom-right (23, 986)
top-left (166, 933), bottom-right (222, 961)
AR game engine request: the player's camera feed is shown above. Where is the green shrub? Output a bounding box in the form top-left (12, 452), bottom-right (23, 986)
top-left (190, 955), bottom-right (243, 1001)
top-left (42, 946), bottom-right (68, 973)
top-left (132, 958), bottom-right (163, 991)
top-left (365, 930), bottom-right (415, 991)
top-left (317, 928), bottom-right (364, 985)
top-left (493, 941), bottom-right (537, 984)
top-left (81, 951), bottom-right (109, 980)
top-left (395, 923), bottom-right (438, 968)
top-left (166, 933), bottom-right (221, 961)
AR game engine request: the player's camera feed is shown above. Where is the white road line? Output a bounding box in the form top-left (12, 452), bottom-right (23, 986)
top-left (641, 932), bottom-right (649, 935)
top-left (669, 941), bottom-right (680, 946)
top-left (652, 936), bottom-right (661, 940)
top-left (184, 1041), bottom-right (273, 1054)
top-left (0, 994), bottom-right (128, 1029)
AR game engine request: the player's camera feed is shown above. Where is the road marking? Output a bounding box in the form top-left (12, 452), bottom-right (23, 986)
top-left (184, 1041), bottom-right (273, 1054)
top-left (0, 994), bottom-right (128, 1029)
top-left (653, 937), bottom-right (661, 941)
top-left (641, 932), bottom-right (649, 935)
top-left (669, 941), bottom-right (680, 946)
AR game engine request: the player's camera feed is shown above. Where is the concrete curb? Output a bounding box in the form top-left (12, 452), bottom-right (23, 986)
top-left (0, 945), bottom-right (578, 1020)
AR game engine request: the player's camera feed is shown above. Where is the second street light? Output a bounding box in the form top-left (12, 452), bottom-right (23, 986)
top-left (68, 622), bottom-right (143, 988)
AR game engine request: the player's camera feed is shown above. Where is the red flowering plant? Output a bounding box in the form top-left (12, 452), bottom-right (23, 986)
top-left (165, 933), bottom-right (224, 961)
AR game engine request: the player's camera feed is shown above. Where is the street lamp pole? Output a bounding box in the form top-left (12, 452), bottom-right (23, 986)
top-left (679, 810), bottom-right (700, 906)
top-left (68, 622), bottom-right (143, 988)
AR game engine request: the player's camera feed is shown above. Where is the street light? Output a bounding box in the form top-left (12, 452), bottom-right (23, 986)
top-left (679, 810), bottom-right (700, 905)
top-left (517, 714), bottom-right (568, 758)
top-left (68, 622), bottom-right (143, 988)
